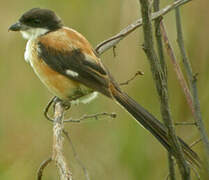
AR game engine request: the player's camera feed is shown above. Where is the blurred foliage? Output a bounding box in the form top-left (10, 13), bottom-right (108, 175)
top-left (0, 0), bottom-right (208, 179)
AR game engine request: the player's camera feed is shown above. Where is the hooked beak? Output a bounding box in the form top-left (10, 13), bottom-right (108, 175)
top-left (8, 22), bottom-right (28, 32)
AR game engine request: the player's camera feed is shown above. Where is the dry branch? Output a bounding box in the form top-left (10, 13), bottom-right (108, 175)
top-left (119, 70), bottom-right (144, 86)
top-left (174, 4), bottom-right (209, 173)
top-left (138, 0), bottom-right (191, 179)
top-left (52, 101), bottom-right (72, 180)
top-left (64, 112), bottom-right (116, 123)
top-left (153, 0), bottom-right (176, 179)
top-left (160, 23), bottom-right (195, 118)
top-left (95, 0), bottom-right (192, 55)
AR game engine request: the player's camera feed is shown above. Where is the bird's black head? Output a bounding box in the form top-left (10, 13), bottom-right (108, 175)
top-left (19, 8), bottom-right (62, 30)
top-left (9, 8), bottom-right (63, 34)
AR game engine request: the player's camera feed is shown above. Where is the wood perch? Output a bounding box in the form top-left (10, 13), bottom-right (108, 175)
top-left (52, 100), bottom-right (72, 180)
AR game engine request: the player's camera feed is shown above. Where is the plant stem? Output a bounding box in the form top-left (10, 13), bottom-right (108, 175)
top-left (153, 1), bottom-right (176, 179)
top-left (139, 0), bottom-right (191, 179)
top-left (174, 4), bottom-right (209, 174)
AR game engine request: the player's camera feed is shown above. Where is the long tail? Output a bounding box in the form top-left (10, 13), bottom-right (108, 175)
top-left (111, 88), bottom-right (201, 167)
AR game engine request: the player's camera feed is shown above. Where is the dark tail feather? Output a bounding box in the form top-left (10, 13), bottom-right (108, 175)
top-left (112, 89), bottom-right (201, 167)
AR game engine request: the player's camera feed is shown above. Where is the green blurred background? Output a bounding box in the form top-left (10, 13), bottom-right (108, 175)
top-left (1, 0), bottom-right (208, 179)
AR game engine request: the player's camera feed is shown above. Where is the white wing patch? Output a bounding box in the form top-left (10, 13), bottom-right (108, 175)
top-left (66, 69), bottom-right (79, 77)
top-left (80, 91), bottom-right (98, 104)
top-left (71, 92), bottom-right (98, 105)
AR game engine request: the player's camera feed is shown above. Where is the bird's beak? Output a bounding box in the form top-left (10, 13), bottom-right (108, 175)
top-left (9, 22), bottom-right (22, 31)
top-left (8, 22), bottom-right (28, 32)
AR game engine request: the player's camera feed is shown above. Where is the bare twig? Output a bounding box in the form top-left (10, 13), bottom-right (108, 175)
top-left (160, 18), bottom-right (209, 177)
top-left (175, 122), bottom-right (196, 126)
top-left (168, 154), bottom-right (176, 180)
top-left (166, 165), bottom-right (200, 180)
top-left (119, 70), bottom-right (144, 86)
top-left (190, 139), bottom-right (202, 148)
top-left (37, 158), bottom-right (52, 180)
top-left (160, 23), bottom-right (195, 118)
top-left (113, 45), bottom-right (117, 57)
top-left (63, 130), bottom-right (90, 180)
top-left (45, 98), bottom-right (116, 123)
top-left (139, 0), bottom-right (191, 179)
top-left (164, 140), bottom-right (201, 180)
top-left (160, 21), bottom-right (192, 180)
top-left (190, 165), bottom-right (201, 180)
top-left (95, 0), bottom-right (192, 55)
top-left (52, 101), bottom-right (72, 180)
top-left (188, 140), bottom-right (201, 180)
top-left (64, 112), bottom-right (116, 123)
top-left (174, 4), bottom-right (209, 172)
top-left (153, 1), bottom-right (175, 179)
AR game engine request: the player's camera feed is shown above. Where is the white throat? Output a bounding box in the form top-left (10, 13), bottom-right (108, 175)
top-left (20, 28), bottom-right (49, 40)
top-left (22, 27), bottom-right (49, 64)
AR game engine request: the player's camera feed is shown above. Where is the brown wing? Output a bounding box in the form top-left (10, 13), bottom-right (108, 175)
top-left (37, 28), bottom-right (112, 97)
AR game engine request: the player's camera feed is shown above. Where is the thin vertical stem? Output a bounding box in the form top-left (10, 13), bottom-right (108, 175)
top-left (138, 0), bottom-right (190, 179)
top-left (153, 0), bottom-right (175, 179)
top-left (153, 0), bottom-right (166, 76)
top-left (168, 154), bottom-right (176, 180)
top-left (174, 5), bottom-right (209, 173)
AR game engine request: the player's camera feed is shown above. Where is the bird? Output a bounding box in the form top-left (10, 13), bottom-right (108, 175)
top-left (9, 8), bottom-right (200, 167)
